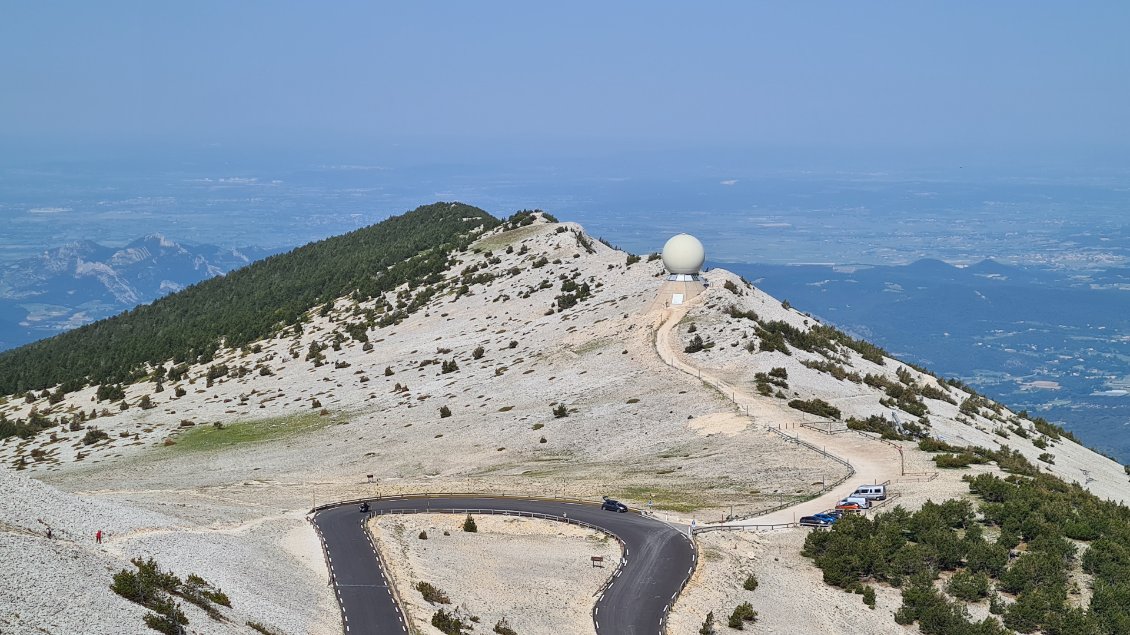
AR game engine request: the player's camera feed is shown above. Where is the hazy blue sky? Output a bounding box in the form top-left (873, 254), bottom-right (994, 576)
top-left (3, 2), bottom-right (1128, 164)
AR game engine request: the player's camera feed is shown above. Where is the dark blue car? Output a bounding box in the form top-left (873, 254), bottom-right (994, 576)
top-left (799, 513), bottom-right (838, 528)
top-left (601, 498), bottom-right (628, 512)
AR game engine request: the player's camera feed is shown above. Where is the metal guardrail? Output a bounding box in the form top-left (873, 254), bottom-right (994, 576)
top-left (852, 430), bottom-right (905, 448)
top-left (693, 522), bottom-right (797, 534)
top-left (766, 425), bottom-right (855, 471)
top-left (897, 472), bottom-right (939, 482)
top-left (802, 422), bottom-right (852, 435)
top-left (866, 491), bottom-right (902, 510)
top-left (310, 491), bottom-right (601, 514)
top-left (367, 506), bottom-right (613, 536)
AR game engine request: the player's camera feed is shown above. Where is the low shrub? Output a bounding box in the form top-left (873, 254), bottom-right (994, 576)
top-left (934, 453), bottom-right (975, 469)
top-left (742, 573), bottom-right (759, 591)
top-left (431, 608), bottom-right (469, 634)
top-left (111, 557), bottom-right (229, 633)
top-left (462, 514), bottom-right (478, 533)
top-left (699, 611), bottom-right (715, 634)
top-left (246, 621), bottom-right (285, 635)
top-left (727, 602), bottom-right (758, 629)
top-left (416, 581), bottom-right (450, 604)
top-left (946, 570), bottom-right (990, 601)
top-left (82, 428), bottom-right (110, 445)
top-left (788, 398), bottom-right (841, 420)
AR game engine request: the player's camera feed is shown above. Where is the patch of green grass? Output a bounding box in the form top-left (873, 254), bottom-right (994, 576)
top-left (164, 412), bottom-right (339, 453)
top-left (621, 485), bottom-right (703, 513)
top-left (472, 224), bottom-right (544, 252)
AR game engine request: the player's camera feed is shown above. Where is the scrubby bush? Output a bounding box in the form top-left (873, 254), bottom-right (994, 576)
top-left (934, 453), bottom-right (976, 469)
top-left (947, 570), bottom-right (991, 601)
top-left (111, 558), bottom-right (230, 633)
top-left (439, 405), bottom-right (452, 418)
top-left (493, 617), bottom-right (518, 635)
top-left (142, 600), bottom-right (188, 635)
top-left (431, 608), bottom-right (469, 634)
top-left (742, 573), bottom-right (759, 591)
top-left (788, 398), bottom-right (841, 420)
top-left (246, 622), bottom-right (285, 635)
top-left (472, 346), bottom-right (485, 360)
top-left (96, 383), bottom-right (126, 402)
top-left (552, 404), bottom-right (568, 418)
top-left (698, 611), bottom-right (715, 634)
top-left (862, 585), bottom-right (877, 608)
top-left (82, 428), bottom-right (109, 445)
top-left (462, 514), bottom-right (478, 533)
top-left (727, 602), bottom-right (757, 629)
top-left (416, 581), bottom-right (450, 604)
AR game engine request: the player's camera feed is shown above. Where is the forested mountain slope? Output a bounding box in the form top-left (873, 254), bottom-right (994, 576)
top-left (0, 202), bottom-right (499, 394)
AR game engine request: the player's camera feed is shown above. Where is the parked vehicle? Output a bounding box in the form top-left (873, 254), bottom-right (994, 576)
top-left (601, 498), bottom-right (628, 512)
top-left (835, 496), bottom-right (871, 511)
top-left (851, 484), bottom-right (887, 501)
top-left (799, 515), bottom-right (835, 528)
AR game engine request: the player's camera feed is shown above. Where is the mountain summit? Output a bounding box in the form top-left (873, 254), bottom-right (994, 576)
top-left (0, 204), bottom-right (1128, 634)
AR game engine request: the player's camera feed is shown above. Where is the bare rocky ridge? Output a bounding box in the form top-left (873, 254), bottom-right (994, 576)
top-left (1, 212), bottom-right (1127, 633)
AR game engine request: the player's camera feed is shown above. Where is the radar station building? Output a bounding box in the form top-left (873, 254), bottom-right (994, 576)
top-left (654, 233), bottom-right (707, 308)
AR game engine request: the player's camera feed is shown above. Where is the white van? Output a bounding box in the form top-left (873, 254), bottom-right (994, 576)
top-left (851, 484), bottom-right (887, 501)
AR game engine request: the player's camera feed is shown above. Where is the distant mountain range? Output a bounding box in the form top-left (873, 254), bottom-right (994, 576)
top-left (0, 235), bottom-right (277, 351)
top-left (725, 258), bottom-right (1130, 461)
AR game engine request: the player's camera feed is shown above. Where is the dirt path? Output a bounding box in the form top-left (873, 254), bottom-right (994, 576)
top-left (651, 298), bottom-right (905, 526)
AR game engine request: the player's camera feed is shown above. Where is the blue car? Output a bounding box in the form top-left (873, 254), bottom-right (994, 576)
top-left (799, 513), bottom-right (839, 528)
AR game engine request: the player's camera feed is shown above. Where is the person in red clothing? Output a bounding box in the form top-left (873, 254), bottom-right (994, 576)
top-left (95, 529), bottom-right (102, 544)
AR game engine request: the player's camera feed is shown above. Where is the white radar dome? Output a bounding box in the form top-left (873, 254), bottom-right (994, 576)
top-left (661, 234), bottom-right (705, 275)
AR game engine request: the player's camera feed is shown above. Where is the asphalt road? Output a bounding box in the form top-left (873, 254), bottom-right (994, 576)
top-left (311, 496), bottom-right (696, 635)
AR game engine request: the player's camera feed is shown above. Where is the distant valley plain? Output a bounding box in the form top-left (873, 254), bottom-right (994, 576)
top-left (1, 158), bottom-right (1127, 460)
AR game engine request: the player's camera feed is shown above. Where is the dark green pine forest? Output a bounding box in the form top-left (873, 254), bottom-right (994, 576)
top-left (0, 202), bottom-right (500, 396)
